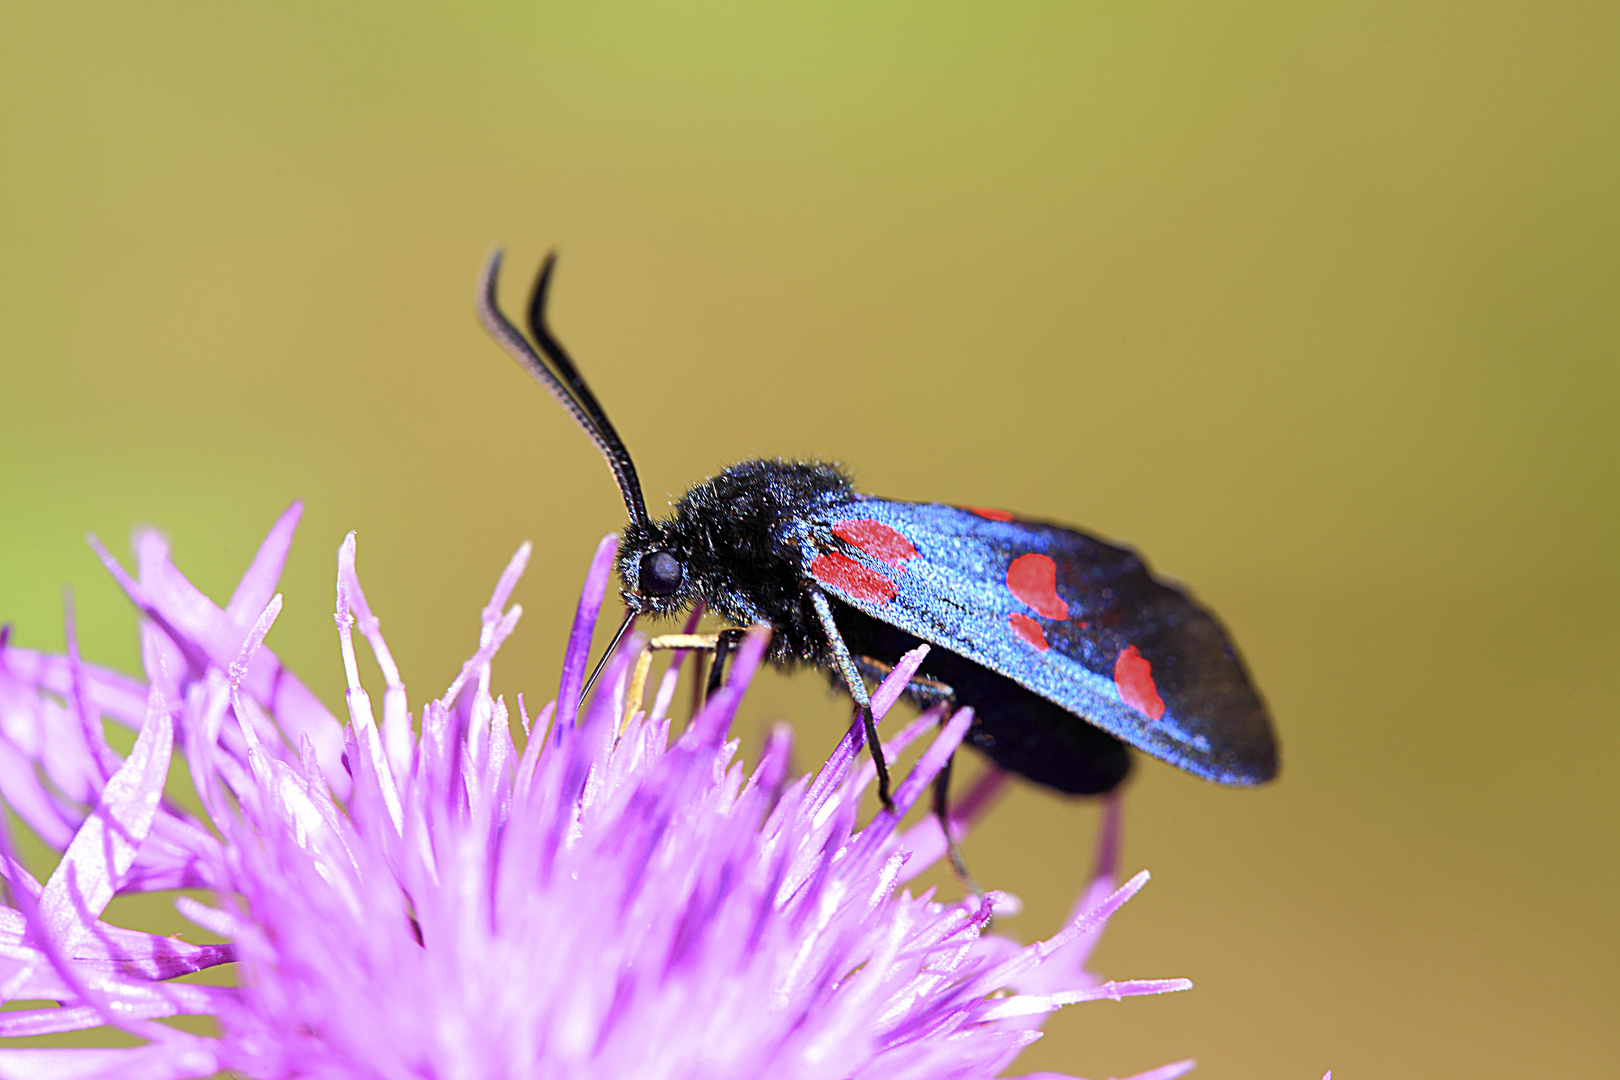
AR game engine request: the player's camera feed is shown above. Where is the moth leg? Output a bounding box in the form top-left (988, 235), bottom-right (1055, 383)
top-left (705, 627), bottom-right (751, 699)
top-left (632, 631), bottom-right (727, 718)
top-left (641, 630), bottom-right (751, 709)
top-left (624, 646), bottom-right (656, 729)
top-left (930, 752), bottom-right (983, 896)
top-left (646, 633), bottom-right (721, 651)
top-left (851, 655), bottom-right (979, 892)
top-left (809, 589), bottom-right (893, 811)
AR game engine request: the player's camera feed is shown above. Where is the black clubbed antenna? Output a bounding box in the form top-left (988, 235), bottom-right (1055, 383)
top-left (478, 250), bottom-right (651, 527)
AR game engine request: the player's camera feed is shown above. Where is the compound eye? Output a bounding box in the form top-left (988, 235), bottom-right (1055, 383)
top-left (639, 550), bottom-right (684, 597)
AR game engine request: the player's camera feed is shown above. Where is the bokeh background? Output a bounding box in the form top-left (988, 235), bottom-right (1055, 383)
top-left (2, 4), bottom-right (1615, 1077)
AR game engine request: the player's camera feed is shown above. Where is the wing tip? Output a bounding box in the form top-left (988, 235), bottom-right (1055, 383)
top-left (1206, 741), bottom-right (1281, 786)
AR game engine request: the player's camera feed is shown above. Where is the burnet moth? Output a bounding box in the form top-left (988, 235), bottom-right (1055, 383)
top-left (478, 250), bottom-right (1278, 822)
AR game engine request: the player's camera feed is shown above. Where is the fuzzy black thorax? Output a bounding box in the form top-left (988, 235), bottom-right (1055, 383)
top-left (616, 459), bottom-right (854, 661)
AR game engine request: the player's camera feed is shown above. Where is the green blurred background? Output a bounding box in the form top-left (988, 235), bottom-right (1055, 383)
top-left (2, 3), bottom-right (1615, 1077)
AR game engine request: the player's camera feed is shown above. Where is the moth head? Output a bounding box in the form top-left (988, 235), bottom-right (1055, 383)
top-left (616, 520), bottom-right (692, 615)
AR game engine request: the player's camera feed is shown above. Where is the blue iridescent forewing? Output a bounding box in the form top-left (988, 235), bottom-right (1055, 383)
top-left (800, 498), bottom-right (1277, 785)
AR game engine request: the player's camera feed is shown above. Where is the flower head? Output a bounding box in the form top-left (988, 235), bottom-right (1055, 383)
top-left (0, 504), bottom-right (1192, 1080)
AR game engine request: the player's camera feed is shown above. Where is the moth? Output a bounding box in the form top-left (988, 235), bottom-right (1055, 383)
top-left (478, 251), bottom-right (1278, 824)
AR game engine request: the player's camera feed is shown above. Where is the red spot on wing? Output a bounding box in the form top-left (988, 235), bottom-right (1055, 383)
top-left (1006, 553), bottom-right (1069, 619)
top-left (1114, 645), bottom-right (1166, 721)
top-left (1008, 612), bottom-right (1049, 651)
top-left (964, 505), bottom-right (1015, 521)
top-left (811, 553), bottom-right (897, 605)
top-left (832, 519), bottom-right (917, 568)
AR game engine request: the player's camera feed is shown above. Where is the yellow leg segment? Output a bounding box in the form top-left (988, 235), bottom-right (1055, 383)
top-left (621, 633), bottom-right (728, 730)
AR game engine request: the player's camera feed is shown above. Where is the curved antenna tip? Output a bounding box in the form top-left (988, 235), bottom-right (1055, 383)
top-left (479, 247), bottom-right (507, 295)
top-left (531, 250), bottom-right (560, 319)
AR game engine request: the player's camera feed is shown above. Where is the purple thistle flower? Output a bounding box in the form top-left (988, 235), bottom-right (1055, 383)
top-left (0, 503), bottom-right (1197, 1080)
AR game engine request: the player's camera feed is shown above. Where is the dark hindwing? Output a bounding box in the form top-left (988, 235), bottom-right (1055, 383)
top-left (801, 499), bottom-right (1278, 785)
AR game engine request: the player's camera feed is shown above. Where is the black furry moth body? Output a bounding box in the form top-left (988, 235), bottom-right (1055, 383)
top-left (478, 251), bottom-right (1278, 820)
